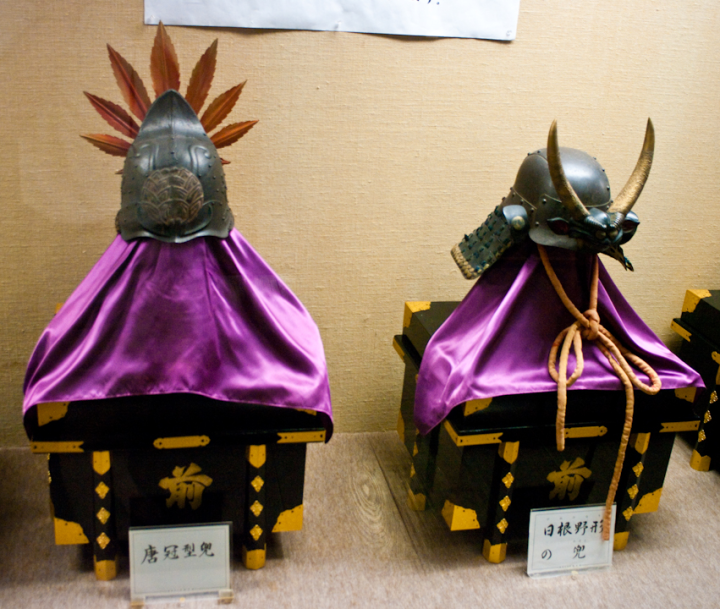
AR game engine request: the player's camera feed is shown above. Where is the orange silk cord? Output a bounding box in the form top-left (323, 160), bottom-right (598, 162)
top-left (537, 245), bottom-right (661, 540)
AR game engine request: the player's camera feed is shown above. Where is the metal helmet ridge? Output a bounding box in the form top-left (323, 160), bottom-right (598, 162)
top-left (451, 120), bottom-right (654, 280)
top-left (81, 23), bottom-right (258, 243)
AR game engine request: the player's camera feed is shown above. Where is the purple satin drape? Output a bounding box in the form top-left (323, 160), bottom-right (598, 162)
top-left (23, 230), bottom-right (332, 432)
top-left (415, 244), bottom-right (703, 435)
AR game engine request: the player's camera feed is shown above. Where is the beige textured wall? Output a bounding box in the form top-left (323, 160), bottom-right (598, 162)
top-left (2, 1), bottom-right (719, 446)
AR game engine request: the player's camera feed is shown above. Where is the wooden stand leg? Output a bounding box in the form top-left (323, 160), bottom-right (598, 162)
top-left (407, 429), bottom-right (439, 511)
top-left (482, 441), bottom-right (519, 564)
top-left (613, 433), bottom-right (651, 551)
top-left (243, 445), bottom-right (267, 570)
top-left (91, 451), bottom-right (117, 580)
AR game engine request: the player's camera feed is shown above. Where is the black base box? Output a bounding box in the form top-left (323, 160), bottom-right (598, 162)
top-left (395, 301), bottom-right (700, 563)
top-left (26, 395), bottom-right (326, 579)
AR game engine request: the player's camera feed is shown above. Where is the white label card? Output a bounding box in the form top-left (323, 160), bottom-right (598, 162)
top-left (145, 0), bottom-right (521, 41)
top-left (129, 522), bottom-right (232, 602)
top-left (527, 505), bottom-right (616, 578)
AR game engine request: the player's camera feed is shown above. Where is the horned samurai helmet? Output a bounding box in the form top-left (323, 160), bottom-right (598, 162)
top-left (452, 120), bottom-right (654, 279)
top-left (82, 23), bottom-right (257, 243)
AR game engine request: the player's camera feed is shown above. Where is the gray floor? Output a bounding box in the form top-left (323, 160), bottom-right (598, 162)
top-left (1, 432), bottom-right (718, 608)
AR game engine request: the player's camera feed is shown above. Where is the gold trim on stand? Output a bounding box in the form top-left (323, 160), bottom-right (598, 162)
top-left (250, 476), bottom-right (264, 493)
top-left (54, 518), bottom-right (89, 545)
top-left (96, 532), bottom-right (111, 550)
top-left (682, 289), bottom-right (712, 313)
top-left (441, 500), bottom-right (480, 531)
top-left (690, 450), bottom-right (711, 472)
top-left (93, 557), bottom-right (118, 581)
top-left (277, 431), bottom-right (326, 443)
top-left (407, 489), bottom-right (426, 511)
top-left (463, 398), bottom-right (492, 416)
top-left (153, 435), bottom-right (210, 449)
top-left (613, 532), bottom-right (629, 551)
top-left (272, 505), bottom-right (304, 532)
top-left (634, 488), bottom-right (663, 513)
top-left (660, 421), bottom-right (699, 433)
top-left (96, 508), bottom-right (111, 524)
top-left (246, 445), bottom-right (266, 469)
top-left (37, 402), bottom-right (70, 426)
top-left (482, 539), bottom-right (507, 564)
top-left (443, 420), bottom-right (503, 446)
top-left (632, 433), bottom-right (651, 455)
top-left (294, 408), bottom-right (317, 416)
top-left (565, 426), bottom-right (607, 438)
top-left (498, 441), bottom-right (519, 464)
top-left (675, 387), bottom-right (697, 403)
top-left (242, 546), bottom-right (266, 570)
top-left (93, 451), bottom-right (111, 476)
top-left (32, 441), bottom-right (84, 453)
top-left (670, 320), bottom-right (691, 342)
top-left (95, 482), bottom-right (110, 500)
top-left (403, 301), bottom-right (431, 327)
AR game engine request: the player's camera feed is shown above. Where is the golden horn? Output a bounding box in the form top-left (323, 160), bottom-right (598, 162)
top-left (547, 121), bottom-right (589, 221)
top-left (608, 119), bottom-right (655, 216)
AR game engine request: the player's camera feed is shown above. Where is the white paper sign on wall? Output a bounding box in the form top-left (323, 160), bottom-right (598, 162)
top-left (129, 522), bottom-right (232, 604)
top-left (145, 0), bottom-right (521, 41)
top-left (527, 504), bottom-right (616, 578)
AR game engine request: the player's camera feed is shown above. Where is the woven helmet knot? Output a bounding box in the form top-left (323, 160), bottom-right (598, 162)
top-left (582, 308), bottom-right (601, 340)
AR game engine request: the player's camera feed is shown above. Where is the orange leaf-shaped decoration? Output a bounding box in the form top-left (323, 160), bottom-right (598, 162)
top-left (84, 92), bottom-right (139, 138)
top-left (80, 134), bottom-right (131, 157)
top-left (201, 82), bottom-right (246, 133)
top-left (211, 120), bottom-right (258, 149)
top-left (186, 39), bottom-right (218, 115)
top-left (150, 22), bottom-right (180, 98)
top-left (220, 158), bottom-right (230, 165)
top-left (108, 45), bottom-right (151, 121)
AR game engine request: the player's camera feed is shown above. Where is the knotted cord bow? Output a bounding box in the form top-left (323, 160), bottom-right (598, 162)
top-left (538, 245), bottom-right (661, 540)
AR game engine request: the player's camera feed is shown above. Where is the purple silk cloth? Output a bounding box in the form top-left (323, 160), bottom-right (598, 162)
top-left (23, 229), bottom-right (332, 432)
top-left (415, 243), bottom-right (703, 435)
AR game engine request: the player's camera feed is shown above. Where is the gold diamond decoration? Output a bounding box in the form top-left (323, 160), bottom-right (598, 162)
top-left (96, 507), bottom-right (111, 524)
top-left (632, 462), bottom-right (644, 477)
top-left (627, 485), bottom-right (639, 499)
top-left (410, 465), bottom-right (416, 478)
top-left (705, 410), bottom-right (713, 423)
top-left (623, 507), bottom-right (634, 522)
top-left (501, 473), bottom-right (514, 488)
top-left (710, 391), bottom-right (718, 404)
top-left (413, 443), bottom-right (419, 457)
top-left (250, 501), bottom-right (264, 517)
top-left (96, 532), bottom-right (111, 550)
top-left (699, 430), bottom-right (707, 443)
top-left (251, 476), bottom-right (264, 493)
top-left (499, 496), bottom-right (511, 512)
top-left (249, 525), bottom-right (263, 541)
top-left (496, 518), bottom-right (509, 534)
top-left (95, 481), bottom-right (110, 499)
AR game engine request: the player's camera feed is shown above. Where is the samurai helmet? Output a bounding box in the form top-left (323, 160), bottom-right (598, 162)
top-left (452, 120), bottom-right (654, 279)
top-left (82, 23), bottom-right (258, 243)
top-left (116, 90), bottom-right (232, 242)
